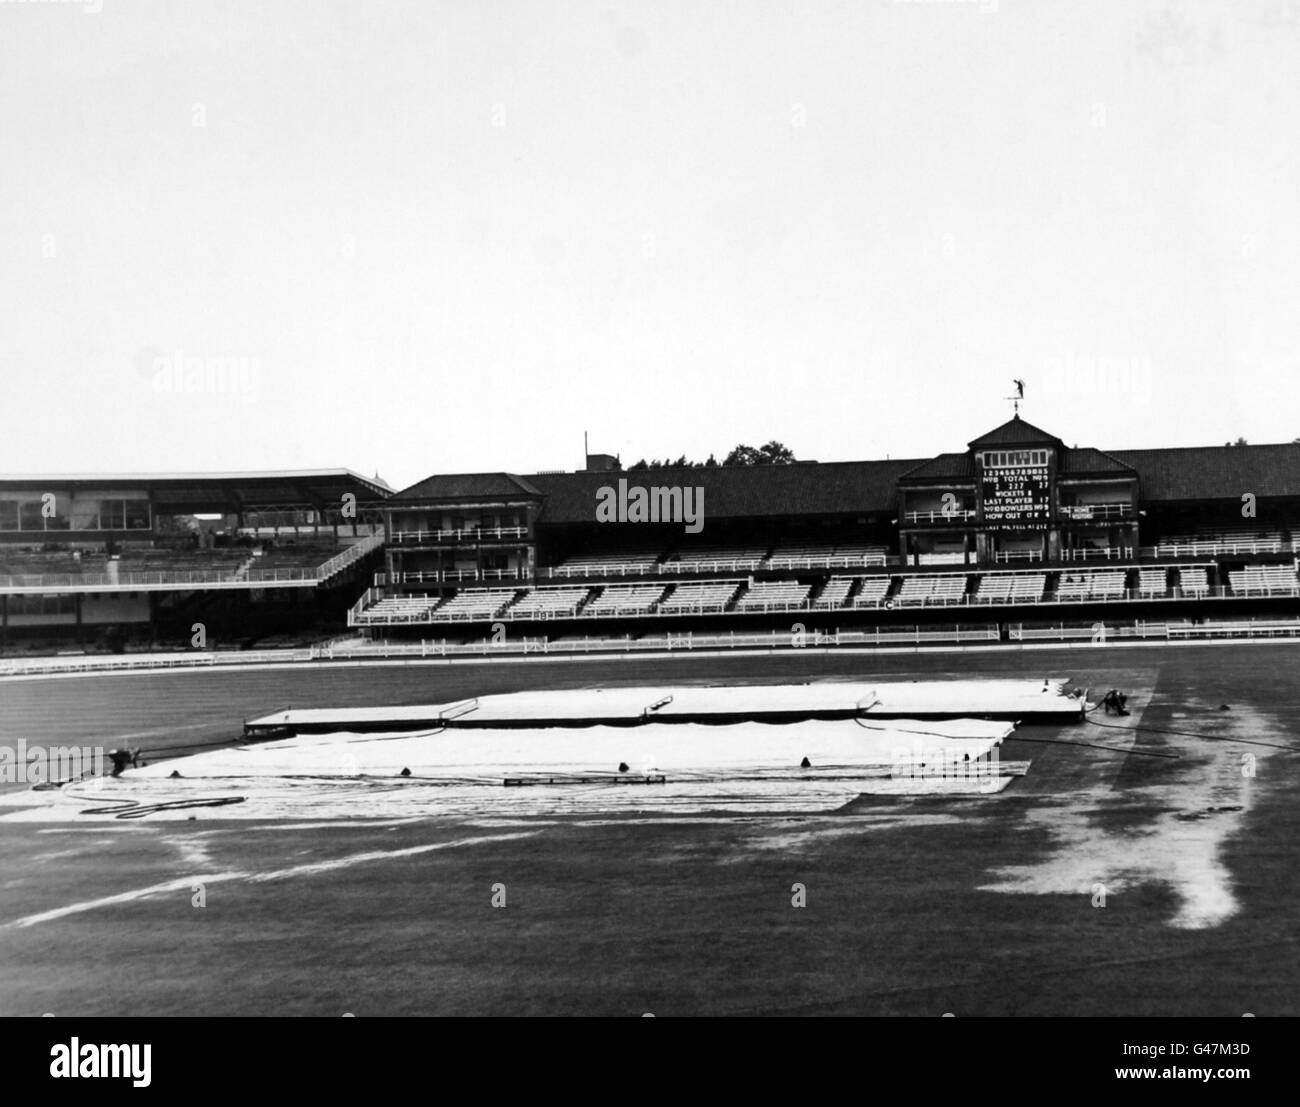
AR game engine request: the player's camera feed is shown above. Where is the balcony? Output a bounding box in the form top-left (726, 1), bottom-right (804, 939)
top-left (389, 525), bottom-right (528, 545)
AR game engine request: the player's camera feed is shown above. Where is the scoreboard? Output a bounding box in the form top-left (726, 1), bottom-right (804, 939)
top-left (981, 462), bottom-right (1051, 529)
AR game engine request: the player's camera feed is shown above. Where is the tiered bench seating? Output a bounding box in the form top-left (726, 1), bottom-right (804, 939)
top-left (667, 545), bottom-right (769, 572)
top-left (813, 577), bottom-right (855, 609)
top-left (356, 595), bottom-right (438, 623)
top-left (1136, 568), bottom-right (1169, 597)
top-left (766, 542), bottom-right (888, 569)
top-left (430, 588), bottom-right (519, 621)
top-left (973, 574), bottom-right (1046, 604)
top-left (734, 580), bottom-right (812, 611)
top-left (549, 547), bottom-right (664, 577)
top-left (248, 542), bottom-right (340, 572)
top-left (506, 587), bottom-right (590, 618)
top-left (657, 580), bottom-right (741, 613)
top-left (1055, 570), bottom-right (1126, 601)
top-left (894, 575), bottom-right (968, 606)
top-left (851, 577), bottom-right (893, 607)
top-left (582, 584), bottom-right (668, 616)
top-left (1229, 566), bottom-right (1300, 596)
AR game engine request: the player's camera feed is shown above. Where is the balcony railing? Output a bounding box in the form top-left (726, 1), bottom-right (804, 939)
top-left (1150, 539), bottom-right (1289, 557)
top-left (544, 552), bottom-right (894, 578)
top-left (903, 509), bottom-right (977, 524)
top-left (0, 567), bottom-right (321, 592)
top-left (1060, 546), bottom-right (1134, 561)
top-left (766, 554), bottom-right (889, 570)
top-left (389, 526), bottom-right (528, 544)
top-left (546, 562), bottom-right (659, 579)
top-left (660, 558), bottom-right (767, 574)
top-left (391, 567), bottom-right (530, 584)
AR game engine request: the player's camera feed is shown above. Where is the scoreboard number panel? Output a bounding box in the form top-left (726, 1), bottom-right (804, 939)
top-left (981, 463), bottom-right (1051, 529)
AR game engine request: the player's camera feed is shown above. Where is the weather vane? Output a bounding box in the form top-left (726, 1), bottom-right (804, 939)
top-left (1006, 378), bottom-right (1025, 416)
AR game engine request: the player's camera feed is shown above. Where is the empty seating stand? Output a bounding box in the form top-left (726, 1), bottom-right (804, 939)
top-left (582, 584), bottom-right (668, 616)
top-left (767, 542), bottom-right (888, 570)
top-left (894, 575), bottom-right (968, 606)
top-left (1229, 566), bottom-right (1300, 596)
top-left (247, 542), bottom-right (340, 573)
top-left (851, 577), bottom-right (892, 607)
top-left (430, 588), bottom-right (518, 621)
top-left (667, 546), bottom-right (769, 572)
top-left (0, 546), bottom-right (256, 586)
top-left (356, 595), bottom-right (438, 623)
top-left (506, 587), bottom-right (590, 618)
top-left (734, 580), bottom-right (811, 611)
top-left (1055, 571), bottom-right (1126, 601)
top-left (549, 548), bottom-right (664, 578)
top-left (658, 580), bottom-right (741, 613)
top-left (813, 577), bottom-right (855, 609)
top-left (1177, 567), bottom-right (1211, 596)
top-left (1136, 568), bottom-right (1169, 597)
top-left (974, 574), bottom-right (1046, 604)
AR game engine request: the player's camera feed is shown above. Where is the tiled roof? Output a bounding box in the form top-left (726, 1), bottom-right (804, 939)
top-left (387, 439), bottom-right (1300, 518)
top-left (967, 416), bottom-right (1064, 449)
top-left (1111, 444), bottom-right (1300, 501)
top-left (390, 472), bottom-right (543, 502)
top-left (897, 453), bottom-right (976, 483)
top-left (1057, 447), bottom-right (1136, 476)
top-left (528, 460), bottom-right (923, 523)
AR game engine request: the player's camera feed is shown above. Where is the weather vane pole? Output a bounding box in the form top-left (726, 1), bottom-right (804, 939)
top-left (1005, 378), bottom-right (1025, 416)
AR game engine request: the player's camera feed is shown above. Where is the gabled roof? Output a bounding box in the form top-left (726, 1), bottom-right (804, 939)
top-left (1110, 443), bottom-right (1300, 501)
top-left (1057, 447), bottom-right (1136, 476)
top-left (390, 472), bottom-right (543, 502)
top-left (897, 453), bottom-right (976, 484)
top-left (967, 416), bottom-right (1064, 450)
top-left (527, 459), bottom-right (924, 523)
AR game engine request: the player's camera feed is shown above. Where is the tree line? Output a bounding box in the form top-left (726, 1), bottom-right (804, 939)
top-left (624, 441), bottom-right (796, 470)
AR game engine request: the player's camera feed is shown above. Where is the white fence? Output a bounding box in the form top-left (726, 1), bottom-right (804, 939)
top-left (8, 618), bottom-right (1300, 676)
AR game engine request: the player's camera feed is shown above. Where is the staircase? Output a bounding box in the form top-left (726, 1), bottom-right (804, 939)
top-left (316, 529), bottom-right (386, 584)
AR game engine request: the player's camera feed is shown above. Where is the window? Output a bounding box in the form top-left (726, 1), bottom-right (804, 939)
top-left (983, 449), bottom-right (1049, 469)
top-left (100, 500), bottom-right (127, 529)
top-left (126, 501), bottom-right (152, 529)
top-left (19, 501), bottom-right (46, 530)
top-left (71, 501), bottom-right (101, 529)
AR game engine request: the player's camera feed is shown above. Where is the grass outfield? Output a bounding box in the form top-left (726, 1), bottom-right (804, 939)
top-left (0, 643), bottom-right (1297, 1016)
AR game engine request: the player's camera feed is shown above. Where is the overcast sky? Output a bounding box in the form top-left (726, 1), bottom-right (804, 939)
top-left (2, 0), bottom-right (1298, 490)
